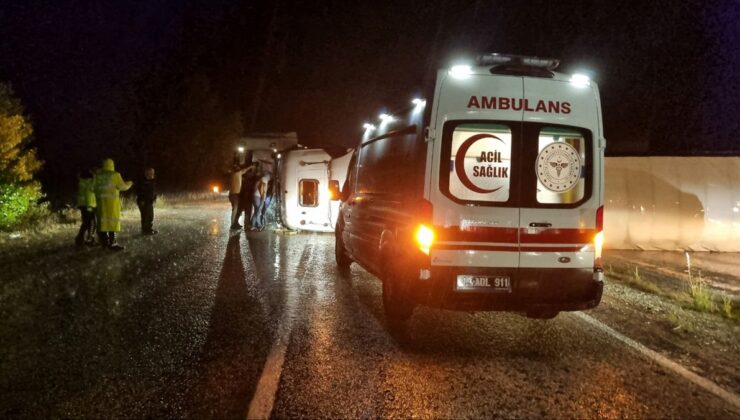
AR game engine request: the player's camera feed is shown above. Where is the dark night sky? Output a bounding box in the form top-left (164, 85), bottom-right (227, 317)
top-left (1, 0), bottom-right (738, 197)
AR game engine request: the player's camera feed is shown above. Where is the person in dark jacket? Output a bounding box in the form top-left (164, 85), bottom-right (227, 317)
top-left (229, 163), bottom-right (249, 229)
top-left (136, 167), bottom-right (157, 235)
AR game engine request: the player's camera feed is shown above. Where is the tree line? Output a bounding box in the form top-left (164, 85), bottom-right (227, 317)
top-left (0, 82), bottom-right (43, 229)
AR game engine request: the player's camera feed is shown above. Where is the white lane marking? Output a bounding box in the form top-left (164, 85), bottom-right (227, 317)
top-left (246, 339), bottom-right (288, 420)
top-left (573, 312), bottom-right (740, 411)
top-left (246, 243), bottom-right (313, 420)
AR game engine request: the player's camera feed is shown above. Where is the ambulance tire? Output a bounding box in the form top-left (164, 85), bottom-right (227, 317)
top-left (381, 256), bottom-right (415, 321)
top-left (335, 228), bottom-right (352, 269)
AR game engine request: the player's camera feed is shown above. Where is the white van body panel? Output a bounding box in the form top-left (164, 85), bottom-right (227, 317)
top-left (519, 78), bottom-right (602, 269)
top-left (430, 249), bottom-right (520, 267)
top-left (281, 149), bottom-right (333, 232)
top-left (428, 68), bottom-right (604, 271)
top-left (522, 78), bottom-right (600, 128)
top-left (335, 60), bottom-right (604, 316)
top-left (429, 73), bottom-right (523, 269)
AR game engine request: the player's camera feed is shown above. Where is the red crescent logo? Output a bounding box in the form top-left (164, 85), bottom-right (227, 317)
top-left (454, 133), bottom-right (505, 194)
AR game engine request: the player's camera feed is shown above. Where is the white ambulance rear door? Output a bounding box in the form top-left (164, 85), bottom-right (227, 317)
top-left (428, 70), bottom-right (523, 269)
top-left (519, 77), bottom-right (603, 269)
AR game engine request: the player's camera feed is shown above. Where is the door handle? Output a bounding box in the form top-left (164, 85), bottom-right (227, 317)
top-left (529, 222), bottom-right (552, 228)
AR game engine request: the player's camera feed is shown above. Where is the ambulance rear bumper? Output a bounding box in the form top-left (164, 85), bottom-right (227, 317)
top-left (419, 266), bottom-right (603, 312)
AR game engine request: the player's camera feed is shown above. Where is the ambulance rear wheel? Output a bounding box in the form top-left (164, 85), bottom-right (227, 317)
top-left (335, 228), bottom-right (352, 269)
top-left (382, 257), bottom-right (415, 321)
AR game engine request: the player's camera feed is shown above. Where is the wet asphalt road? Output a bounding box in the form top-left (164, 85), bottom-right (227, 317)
top-left (1, 203), bottom-right (738, 418)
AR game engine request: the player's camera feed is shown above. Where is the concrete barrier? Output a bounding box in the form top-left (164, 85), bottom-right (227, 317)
top-left (604, 157), bottom-right (740, 251)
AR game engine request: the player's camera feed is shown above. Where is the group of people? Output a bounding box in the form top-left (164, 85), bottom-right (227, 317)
top-left (75, 158), bottom-right (157, 251)
top-left (229, 158), bottom-right (273, 231)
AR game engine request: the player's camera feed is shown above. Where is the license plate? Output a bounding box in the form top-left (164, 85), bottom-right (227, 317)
top-left (456, 275), bottom-right (511, 292)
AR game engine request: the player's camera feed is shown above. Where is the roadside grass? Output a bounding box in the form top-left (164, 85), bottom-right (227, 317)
top-left (721, 293), bottom-right (733, 319)
top-left (120, 195), bottom-right (139, 211)
top-left (608, 264), bottom-right (666, 297)
top-left (118, 191), bottom-right (222, 210)
top-left (605, 260), bottom-right (738, 323)
top-left (685, 268), bottom-right (737, 321)
top-left (108, 191), bottom-right (223, 212)
top-left (630, 266), bottom-right (663, 295)
top-left (2, 191), bottom-right (220, 237)
top-left (687, 271), bottom-right (716, 313)
top-left (666, 308), bottom-right (696, 333)
top-left (156, 191), bottom-right (223, 207)
top-left (0, 203), bottom-right (78, 234)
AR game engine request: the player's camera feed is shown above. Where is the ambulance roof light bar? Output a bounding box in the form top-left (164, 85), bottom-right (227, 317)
top-left (449, 64), bottom-right (473, 78)
top-left (570, 73), bottom-right (591, 87)
top-left (476, 53), bottom-right (560, 70)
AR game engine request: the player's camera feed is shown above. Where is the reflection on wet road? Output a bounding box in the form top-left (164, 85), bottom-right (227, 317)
top-left (1, 204), bottom-right (737, 418)
top-left (257, 232), bottom-right (736, 419)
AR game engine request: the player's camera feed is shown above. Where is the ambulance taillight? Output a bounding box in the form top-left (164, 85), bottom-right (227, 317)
top-left (594, 206), bottom-right (604, 270)
top-left (415, 225), bottom-right (435, 255)
top-left (415, 199), bottom-right (435, 255)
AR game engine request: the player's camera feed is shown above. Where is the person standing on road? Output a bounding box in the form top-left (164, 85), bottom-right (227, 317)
top-left (74, 166), bottom-right (97, 247)
top-left (94, 158), bottom-right (133, 250)
top-left (250, 170), bottom-right (271, 231)
top-left (229, 163), bottom-right (250, 229)
top-left (135, 167), bottom-right (157, 235)
top-left (258, 170), bottom-right (274, 228)
top-left (240, 160), bottom-right (259, 230)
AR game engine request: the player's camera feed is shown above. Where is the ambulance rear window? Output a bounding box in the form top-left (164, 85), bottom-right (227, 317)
top-left (446, 123), bottom-right (513, 203)
top-left (535, 127), bottom-right (587, 204)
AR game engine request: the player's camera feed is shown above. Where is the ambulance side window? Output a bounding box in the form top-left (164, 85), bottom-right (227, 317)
top-left (535, 127), bottom-right (587, 204)
top-left (356, 126), bottom-right (423, 197)
top-left (343, 152), bottom-right (357, 197)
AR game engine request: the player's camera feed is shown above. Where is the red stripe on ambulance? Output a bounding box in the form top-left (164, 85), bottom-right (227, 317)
top-left (434, 244), bottom-right (584, 252)
top-left (436, 226), bottom-right (595, 245)
top-left (520, 228), bottom-right (596, 244)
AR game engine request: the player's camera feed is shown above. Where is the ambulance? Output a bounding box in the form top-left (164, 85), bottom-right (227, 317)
top-left (332, 54), bottom-right (605, 320)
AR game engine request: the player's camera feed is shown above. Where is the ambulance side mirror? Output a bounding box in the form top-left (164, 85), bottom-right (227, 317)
top-left (328, 180), bottom-right (341, 201)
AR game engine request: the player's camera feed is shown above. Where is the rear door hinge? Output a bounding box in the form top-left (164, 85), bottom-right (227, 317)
top-left (425, 126), bottom-right (435, 143)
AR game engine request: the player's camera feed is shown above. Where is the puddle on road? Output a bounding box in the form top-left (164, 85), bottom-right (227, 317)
top-left (208, 218), bottom-right (220, 236)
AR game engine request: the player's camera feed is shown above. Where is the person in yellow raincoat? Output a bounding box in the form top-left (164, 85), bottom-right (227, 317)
top-left (94, 158), bottom-right (133, 250)
top-left (74, 166), bottom-right (97, 247)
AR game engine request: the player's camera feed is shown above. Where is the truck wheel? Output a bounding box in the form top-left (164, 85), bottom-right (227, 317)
top-left (335, 228), bottom-right (352, 269)
top-left (381, 257), bottom-right (415, 321)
